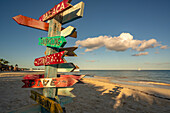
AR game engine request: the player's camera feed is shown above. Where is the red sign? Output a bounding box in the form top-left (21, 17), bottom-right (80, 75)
top-left (23, 74), bottom-right (44, 80)
top-left (39, 0), bottom-right (72, 22)
top-left (60, 75), bottom-right (85, 80)
top-left (13, 15), bottom-right (49, 31)
top-left (34, 51), bottom-right (67, 66)
top-left (22, 77), bottom-right (78, 88)
top-left (23, 74), bottom-right (85, 81)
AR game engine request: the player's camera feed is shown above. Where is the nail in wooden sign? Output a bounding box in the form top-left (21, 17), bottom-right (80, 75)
top-left (34, 51), bottom-right (67, 66)
top-left (62, 1), bottom-right (84, 24)
top-left (39, 0), bottom-right (72, 22)
top-left (38, 36), bottom-right (67, 48)
top-left (30, 90), bottom-right (63, 113)
top-left (22, 77), bottom-right (78, 88)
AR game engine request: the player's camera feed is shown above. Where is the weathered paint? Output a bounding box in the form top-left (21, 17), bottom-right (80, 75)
top-left (30, 90), bottom-right (63, 113)
top-left (22, 77), bottom-right (78, 88)
top-left (34, 51), bottom-right (67, 66)
top-left (23, 74), bottom-right (44, 80)
top-left (59, 47), bottom-right (78, 57)
top-left (12, 15), bottom-right (49, 31)
top-left (60, 74), bottom-right (85, 80)
top-left (62, 1), bottom-right (84, 24)
top-left (12, 15), bottom-right (77, 38)
top-left (58, 88), bottom-right (75, 97)
top-left (9, 104), bottom-right (41, 113)
top-left (39, 0), bottom-right (72, 22)
top-left (55, 63), bottom-right (76, 72)
top-left (61, 26), bottom-right (76, 38)
top-left (38, 36), bottom-right (67, 48)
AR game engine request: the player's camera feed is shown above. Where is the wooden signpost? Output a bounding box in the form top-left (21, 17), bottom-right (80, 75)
top-left (34, 51), bottom-right (67, 66)
top-left (22, 77), bottom-right (78, 88)
top-left (39, 36), bottom-right (67, 48)
top-left (30, 90), bottom-right (63, 113)
top-left (13, 0), bottom-right (85, 112)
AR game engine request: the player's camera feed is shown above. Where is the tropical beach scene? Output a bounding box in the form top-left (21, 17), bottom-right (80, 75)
top-left (0, 0), bottom-right (170, 113)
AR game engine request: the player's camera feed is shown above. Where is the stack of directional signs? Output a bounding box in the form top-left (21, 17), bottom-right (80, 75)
top-left (12, 0), bottom-right (85, 113)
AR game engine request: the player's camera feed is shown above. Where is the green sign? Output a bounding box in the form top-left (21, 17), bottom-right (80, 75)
top-left (38, 36), bottom-right (67, 48)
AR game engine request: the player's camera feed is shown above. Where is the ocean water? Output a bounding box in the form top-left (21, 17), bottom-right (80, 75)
top-left (77, 70), bottom-right (170, 89)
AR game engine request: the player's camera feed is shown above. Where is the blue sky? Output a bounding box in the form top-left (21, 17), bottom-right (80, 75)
top-left (0, 0), bottom-right (170, 70)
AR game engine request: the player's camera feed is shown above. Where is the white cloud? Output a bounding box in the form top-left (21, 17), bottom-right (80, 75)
top-left (160, 45), bottom-right (168, 49)
top-left (132, 52), bottom-right (149, 56)
top-left (75, 33), bottom-right (167, 55)
top-left (136, 39), bottom-right (158, 51)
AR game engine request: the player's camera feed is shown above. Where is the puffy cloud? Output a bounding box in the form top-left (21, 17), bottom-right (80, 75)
top-left (160, 45), bottom-right (168, 49)
top-left (132, 52), bottom-right (149, 56)
top-left (75, 33), bottom-right (167, 55)
top-left (76, 33), bottom-right (143, 52)
top-left (136, 39), bottom-right (158, 51)
top-left (75, 36), bottom-right (106, 52)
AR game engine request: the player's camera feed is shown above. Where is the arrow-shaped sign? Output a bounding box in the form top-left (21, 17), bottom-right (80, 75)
top-left (59, 47), bottom-right (78, 57)
top-left (23, 74), bottom-right (85, 80)
top-left (12, 15), bottom-right (49, 31)
top-left (22, 77), bottom-right (78, 88)
top-left (12, 15), bottom-right (77, 38)
top-left (62, 1), bottom-right (85, 24)
top-left (61, 26), bottom-right (76, 38)
top-left (23, 74), bottom-right (44, 80)
top-left (34, 51), bottom-right (67, 66)
top-left (30, 90), bottom-right (63, 113)
top-left (38, 36), bottom-right (67, 48)
top-left (60, 74), bottom-right (85, 80)
top-left (58, 88), bottom-right (75, 97)
top-left (39, 0), bottom-right (72, 22)
top-left (54, 63), bottom-right (76, 72)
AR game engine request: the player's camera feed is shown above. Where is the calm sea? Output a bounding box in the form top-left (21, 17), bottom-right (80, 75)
top-left (76, 70), bottom-right (170, 89)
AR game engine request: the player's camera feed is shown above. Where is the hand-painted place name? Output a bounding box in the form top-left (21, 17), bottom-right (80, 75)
top-left (30, 90), bottom-right (63, 113)
top-left (22, 78), bottom-right (68, 88)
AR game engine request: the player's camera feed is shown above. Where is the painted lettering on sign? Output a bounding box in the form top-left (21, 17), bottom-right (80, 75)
top-left (30, 90), bottom-right (63, 113)
top-left (34, 51), bottom-right (67, 66)
top-left (22, 77), bottom-right (78, 88)
top-left (39, 0), bottom-right (72, 22)
top-left (38, 36), bottom-right (67, 48)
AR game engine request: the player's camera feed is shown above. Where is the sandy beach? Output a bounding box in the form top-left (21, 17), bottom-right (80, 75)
top-left (0, 72), bottom-right (170, 113)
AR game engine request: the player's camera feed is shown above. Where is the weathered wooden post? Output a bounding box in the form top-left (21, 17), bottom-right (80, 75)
top-left (12, 0), bottom-right (85, 112)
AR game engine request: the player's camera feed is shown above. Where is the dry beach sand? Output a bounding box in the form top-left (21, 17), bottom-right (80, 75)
top-left (0, 72), bottom-right (170, 113)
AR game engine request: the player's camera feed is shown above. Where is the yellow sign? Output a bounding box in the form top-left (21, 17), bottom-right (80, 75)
top-left (30, 90), bottom-right (63, 113)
